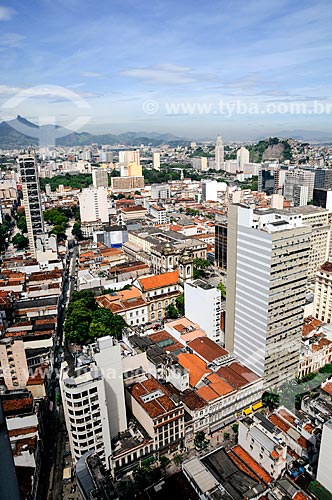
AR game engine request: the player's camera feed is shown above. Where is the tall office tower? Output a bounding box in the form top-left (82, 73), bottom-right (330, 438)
top-left (313, 168), bottom-right (332, 190)
top-left (215, 135), bottom-right (224, 170)
top-left (237, 146), bottom-right (250, 169)
top-left (78, 187), bottom-right (109, 224)
top-left (18, 154), bottom-right (44, 256)
top-left (153, 152), bottom-right (160, 171)
top-left (118, 150), bottom-right (140, 165)
top-left (151, 183), bottom-right (170, 199)
top-left (284, 206), bottom-right (330, 279)
top-left (258, 168), bottom-right (280, 195)
top-left (226, 205), bottom-right (311, 388)
top-left (284, 169), bottom-right (315, 203)
top-left (293, 185), bottom-right (309, 207)
top-left (215, 220), bottom-right (227, 271)
top-left (60, 337), bottom-right (127, 468)
top-left (92, 168), bottom-right (108, 188)
top-left (317, 419), bottom-right (332, 493)
top-left (313, 188), bottom-right (332, 211)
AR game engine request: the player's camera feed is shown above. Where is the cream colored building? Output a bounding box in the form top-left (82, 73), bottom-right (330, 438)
top-left (314, 261), bottom-right (332, 322)
top-left (0, 339), bottom-right (29, 389)
top-left (126, 375), bottom-right (185, 453)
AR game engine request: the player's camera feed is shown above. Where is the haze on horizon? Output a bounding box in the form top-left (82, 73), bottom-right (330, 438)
top-left (0, 0), bottom-right (332, 141)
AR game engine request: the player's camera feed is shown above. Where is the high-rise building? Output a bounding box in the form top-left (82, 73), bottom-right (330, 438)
top-left (78, 187), bottom-right (108, 224)
top-left (283, 206), bottom-right (330, 279)
top-left (151, 183), bottom-right (170, 199)
top-left (185, 279), bottom-right (223, 344)
top-left (226, 205), bottom-right (311, 388)
top-left (317, 419), bottom-right (332, 493)
top-left (153, 152), bottom-right (160, 171)
top-left (18, 154), bottom-right (44, 256)
top-left (215, 135), bottom-right (224, 170)
top-left (314, 261), bottom-right (332, 322)
top-left (215, 220), bottom-right (227, 271)
top-left (92, 168), bottom-right (108, 188)
top-left (118, 150), bottom-right (140, 165)
top-left (284, 169), bottom-right (315, 203)
top-left (111, 176), bottom-right (144, 193)
top-left (192, 157), bottom-right (208, 172)
top-left (293, 185), bottom-right (308, 207)
top-left (202, 180), bottom-right (227, 202)
top-left (237, 147), bottom-right (250, 169)
top-left (313, 188), bottom-right (332, 211)
top-left (313, 168), bottom-right (332, 190)
top-left (60, 336), bottom-right (127, 468)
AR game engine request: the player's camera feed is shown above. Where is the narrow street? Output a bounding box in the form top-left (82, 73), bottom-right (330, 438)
top-left (44, 239), bottom-right (78, 500)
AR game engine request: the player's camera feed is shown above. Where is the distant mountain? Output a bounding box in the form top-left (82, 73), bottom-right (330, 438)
top-left (259, 130), bottom-right (332, 142)
top-left (0, 116), bottom-right (189, 148)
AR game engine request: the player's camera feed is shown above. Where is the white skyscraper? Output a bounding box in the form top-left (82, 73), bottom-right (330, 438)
top-left (18, 154), bottom-right (44, 256)
top-left (215, 135), bottom-right (224, 170)
top-left (153, 152), bottom-right (160, 171)
top-left (92, 168), bottom-right (108, 188)
top-left (317, 419), bottom-right (332, 493)
top-left (226, 205), bottom-right (311, 388)
top-left (237, 146), bottom-right (250, 169)
top-left (60, 336), bottom-right (127, 469)
top-left (78, 187), bottom-right (108, 224)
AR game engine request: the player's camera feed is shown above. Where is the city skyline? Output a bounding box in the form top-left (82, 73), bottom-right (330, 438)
top-left (1, 0), bottom-right (332, 139)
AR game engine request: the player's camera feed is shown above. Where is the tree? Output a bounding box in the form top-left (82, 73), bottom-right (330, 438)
top-left (72, 222), bottom-right (83, 241)
top-left (159, 455), bottom-right (170, 476)
top-left (217, 282), bottom-right (226, 298)
top-left (17, 215), bottom-right (27, 233)
top-left (194, 431), bottom-right (208, 450)
top-left (175, 294), bottom-right (185, 316)
top-left (262, 391), bottom-right (280, 411)
top-left (165, 303), bottom-right (179, 319)
top-left (173, 453), bottom-right (184, 466)
top-left (12, 233), bottom-right (29, 249)
top-left (51, 224), bottom-right (67, 241)
top-left (193, 258), bottom-right (212, 270)
top-left (224, 432), bottom-right (230, 440)
top-left (232, 423), bottom-right (239, 434)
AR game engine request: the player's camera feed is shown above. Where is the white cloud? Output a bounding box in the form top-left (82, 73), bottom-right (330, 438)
top-left (80, 71), bottom-right (103, 78)
top-left (120, 64), bottom-right (195, 84)
top-left (0, 6), bottom-right (16, 21)
top-left (0, 84), bottom-right (23, 95)
top-left (0, 33), bottom-right (25, 47)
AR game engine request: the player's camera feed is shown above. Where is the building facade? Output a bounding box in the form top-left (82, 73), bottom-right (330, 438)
top-left (18, 154), bottom-right (44, 256)
top-left (226, 205), bottom-right (311, 388)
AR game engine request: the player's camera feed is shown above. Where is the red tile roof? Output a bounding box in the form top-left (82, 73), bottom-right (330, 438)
top-left (138, 271), bottom-right (179, 291)
top-left (231, 445), bottom-right (273, 484)
top-left (188, 337), bottom-right (228, 363)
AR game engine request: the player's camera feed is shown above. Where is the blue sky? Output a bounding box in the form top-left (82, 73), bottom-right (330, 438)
top-left (0, 0), bottom-right (332, 139)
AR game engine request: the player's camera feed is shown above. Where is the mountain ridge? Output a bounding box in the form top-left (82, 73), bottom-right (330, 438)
top-left (0, 116), bottom-right (189, 148)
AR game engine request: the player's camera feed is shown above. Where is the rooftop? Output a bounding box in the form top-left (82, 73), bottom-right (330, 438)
top-left (127, 375), bottom-right (181, 419)
top-left (138, 271), bottom-right (179, 291)
top-left (188, 337), bottom-right (228, 363)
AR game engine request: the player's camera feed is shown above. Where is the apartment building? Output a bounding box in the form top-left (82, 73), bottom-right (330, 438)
top-left (184, 279), bottom-right (223, 344)
top-left (238, 413), bottom-right (287, 479)
top-left (317, 419), bottom-right (332, 493)
top-left (0, 339), bottom-right (29, 389)
top-left (125, 375), bottom-right (185, 453)
top-left (226, 205), bottom-right (311, 388)
top-left (60, 337), bottom-right (127, 468)
top-left (314, 261), bottom-right (332, 322)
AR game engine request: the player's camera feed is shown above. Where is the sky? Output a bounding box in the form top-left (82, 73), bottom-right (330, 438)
top-left (1, 0), bottom-right (332, 140)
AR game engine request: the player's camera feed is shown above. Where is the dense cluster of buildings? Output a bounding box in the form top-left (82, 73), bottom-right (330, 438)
top-left (1, 138), bottom-right (332, 499)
